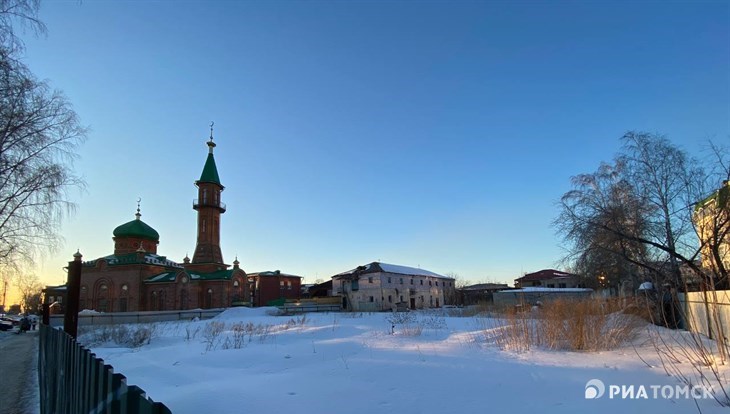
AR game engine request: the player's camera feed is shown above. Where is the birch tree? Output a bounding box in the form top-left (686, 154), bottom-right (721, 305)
top-left (0, 0), bottom-right (86, 273)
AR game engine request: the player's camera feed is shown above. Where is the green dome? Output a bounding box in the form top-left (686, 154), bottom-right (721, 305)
top-left (113, 219), bottom-right (159, 241)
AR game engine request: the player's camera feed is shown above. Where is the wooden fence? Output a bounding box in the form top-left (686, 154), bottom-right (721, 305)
top-left (39, 324), bottom-right (171, 414)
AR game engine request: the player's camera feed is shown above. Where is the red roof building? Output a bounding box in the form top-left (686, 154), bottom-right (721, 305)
top-left (514, 269), bottom-right (582, 289)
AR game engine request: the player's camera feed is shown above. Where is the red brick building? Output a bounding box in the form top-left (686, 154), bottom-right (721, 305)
top-left (514, 269), bottom-right (582, 289)
top-left (74, 134), bottom-right (250, 312)
top-left (247, 271), bottom-right (302, 306)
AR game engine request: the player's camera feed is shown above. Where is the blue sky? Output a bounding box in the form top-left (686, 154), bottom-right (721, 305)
top-left (20, 0), bottom-right (729, 287)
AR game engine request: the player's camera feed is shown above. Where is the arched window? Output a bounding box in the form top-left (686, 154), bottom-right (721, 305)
top-left (151, 291), bottom-right (158, 311)
top-left (202, 188), bottom-right (208, 204)
top-left (119, 284), bottom-right (129, 312)
top-left (158, 290), bottom-right (165, 311)
top-left (180, 289), bottom-right (188, 309)
top-left (232, 279), bottom-right (243, 303)
top-left (97, 283), bottom-right (109, 312)
top-left (206, 288), bottom-right (213, 309)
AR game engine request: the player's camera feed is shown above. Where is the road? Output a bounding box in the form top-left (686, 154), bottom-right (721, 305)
top-left (0, 330), bottom-right (39, 414)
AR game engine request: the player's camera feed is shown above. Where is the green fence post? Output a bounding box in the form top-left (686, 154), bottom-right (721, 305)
top-left (58, 334), bottom-right (68, 413)
top-left (153, 401), bottom-right (173, 414)
top-left (95, 357), bottom-right (105, 413)
top-left (111, 373), bottom-right (127, 414)
top-left (100, 364), bottom-right (114, 414)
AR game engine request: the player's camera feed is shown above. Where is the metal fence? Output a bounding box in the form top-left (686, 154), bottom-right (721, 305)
top-left (39, 324), bottom-right (171, 414)
top-left (679, 290), bottom-right (730, 341)
top-left (48, 308), bottom-right (225, 327)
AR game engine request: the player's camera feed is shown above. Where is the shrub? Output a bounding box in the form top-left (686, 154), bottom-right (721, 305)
top-left (481, 298), bottom-right (643, 352)
top-left (202, 321), bottom-right (226, 351)
top-left (79, 323), bottom-right (157, 348)
top-left (386, 311), bottom-right (423, 336)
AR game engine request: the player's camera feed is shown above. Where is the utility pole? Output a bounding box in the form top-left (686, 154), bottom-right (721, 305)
top-left (1, 279), bottom-right (6, 312)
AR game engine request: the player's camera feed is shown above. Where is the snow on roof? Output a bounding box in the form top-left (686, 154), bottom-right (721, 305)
top-left (146, 272), bottom-right (173, 282)
top-left (461, 283), bottom-right (509, 291)
top-left (505, 287), bottom-right (593, 293)
top-left (248, 270), bottom-right (303, 278)
top-left (86, 253), bottom-right (183, 268)
top-left (516, 269), bottom-right (578, 282)
top-left (378, 263), bottom-right (450, 279)
top-left (334, 262), bottom-right (452, 279)
top-left (638, 282), bottom-right (654, 290)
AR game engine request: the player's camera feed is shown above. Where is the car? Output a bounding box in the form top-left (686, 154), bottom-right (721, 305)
top-left (0, 317), bottom-right (18, 331)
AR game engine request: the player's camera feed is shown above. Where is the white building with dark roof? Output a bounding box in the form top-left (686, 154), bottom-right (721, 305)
top-left (332, 262), bottom-right (456, 311)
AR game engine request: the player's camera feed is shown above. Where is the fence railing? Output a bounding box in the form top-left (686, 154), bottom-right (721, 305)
top-left (39, 324), bottom-right (171, 414)
top-left (48, 308), bottom-right (225, 327)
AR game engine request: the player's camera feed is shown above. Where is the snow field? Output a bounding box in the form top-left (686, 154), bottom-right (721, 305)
top-left (88, 307), bottom-right (729, 414)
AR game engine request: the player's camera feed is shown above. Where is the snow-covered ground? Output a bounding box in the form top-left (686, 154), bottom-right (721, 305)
top-left (87, 308), bottom-right (729, 414)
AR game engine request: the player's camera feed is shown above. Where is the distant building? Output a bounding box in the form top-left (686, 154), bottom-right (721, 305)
top-left (514, 269), bottom-right (581, 289)
top-left (332, 262), bottom-right (456, 311)
top-left (247, 271), bottom-right (303, 306)
top-left (307, 280), bottom-right (333, 298)
top-left (493, 287), bottom-right (593, 307)
top-left (42, 285), bottom-right (67, 314)
top-left (694, 180), bottom-right (730, 284)
top-left (458, 283), bottom-right (510, 305)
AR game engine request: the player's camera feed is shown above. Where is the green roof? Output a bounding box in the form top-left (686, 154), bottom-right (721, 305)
top-left (145, 269), bottom-right (235, 284)
top-left (696, 182), bottom-right (730, 212)
top-left (113, 219), bottom-right (159, 241)
top-left (192, 269), bottom-right (234, 281)
top-left (198, 153), bottom-right (221, 185)
top-left (83, 253), bottom-right (181, 268)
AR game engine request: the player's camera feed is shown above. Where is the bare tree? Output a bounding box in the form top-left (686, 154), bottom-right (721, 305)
top-left (0, 0), bottom-right (86, 273)
top-left (556, 132), bottom-right (729, 290)
top-left (445, 272), bottom-right (471, 289)
top-left (0, 0), bottom-right (45, 55)
top-left (555, 160), bottom-right (649, 290)
top-left (16, 271), bottom-right (40, 313)
top-left (619, 132), bottom-right (704, 285)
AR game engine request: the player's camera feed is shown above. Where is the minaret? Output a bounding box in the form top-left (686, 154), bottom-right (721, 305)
top-left (190, 124), bottom-right (226, 270)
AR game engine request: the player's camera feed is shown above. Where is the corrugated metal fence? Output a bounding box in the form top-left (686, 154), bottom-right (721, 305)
top-left (39, 324), bottom-right (171, 414)
top-left (679, 290), bottom-right (730, 342)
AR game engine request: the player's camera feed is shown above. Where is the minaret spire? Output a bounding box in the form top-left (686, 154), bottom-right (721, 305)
top-left (208, 121), bottom-right (216, 154)
top-left (135, 197), bottom-right (142, 220)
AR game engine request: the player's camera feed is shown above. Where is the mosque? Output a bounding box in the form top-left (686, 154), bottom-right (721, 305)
top-left (74, 132), bottom-right (249, 312)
